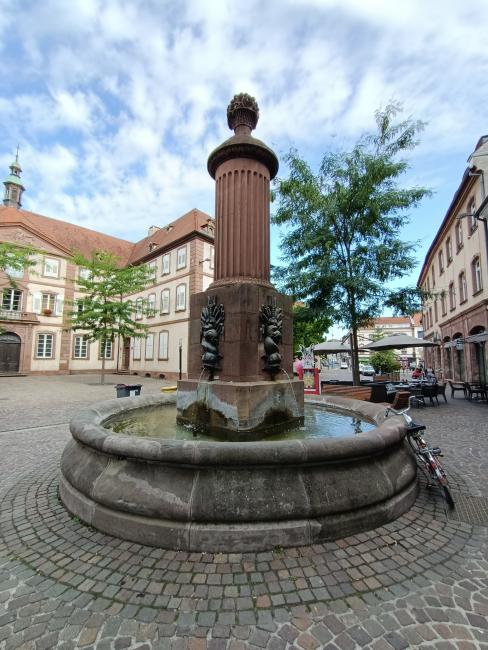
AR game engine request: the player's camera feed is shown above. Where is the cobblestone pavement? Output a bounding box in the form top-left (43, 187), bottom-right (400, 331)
top-left (1, 375), bottom-right (488, 649)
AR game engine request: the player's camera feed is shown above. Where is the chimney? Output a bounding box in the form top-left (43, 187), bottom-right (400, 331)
top-left (148, 225), bottom-right (160, 236)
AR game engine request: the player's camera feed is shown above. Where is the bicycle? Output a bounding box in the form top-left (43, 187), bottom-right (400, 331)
top-left (386, 396), bottom-right (455, 509)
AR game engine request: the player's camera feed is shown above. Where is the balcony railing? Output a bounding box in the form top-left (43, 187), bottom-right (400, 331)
top-left (0, 309), bottom-right (40, 322)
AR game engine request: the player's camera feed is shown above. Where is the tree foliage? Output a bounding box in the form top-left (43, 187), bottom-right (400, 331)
top-left (370, 350), bottom-right (401, 374)
top-left (273, 102), bottom-right (431, 384)
top-left (68, 250), bottom-right (155, 384)
top-left (0, 242), bottom-right (37, 285)
top-left (292, 303), bottom-right (331, 354)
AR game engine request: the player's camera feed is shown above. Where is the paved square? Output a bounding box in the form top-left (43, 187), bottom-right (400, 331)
top-left (1, 375), bottom-right (487, 649)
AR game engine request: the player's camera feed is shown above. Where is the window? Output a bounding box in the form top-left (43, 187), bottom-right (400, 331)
top-left (438, 249), bottom-right (444, 274)
top-left (210, 247), bottom-right (215, 269)
top-left (42, 293), bottom-right (56, 312)
top-left (145, 333), bottom-right (154, 359)
top-left (449, 282), bottom-right (456, 310)
top-left (135, 298), bottom-right (143, 320)
top-left (43, 257), bottom-right (60, 278)
top-left (428, 307), bottom-right (433, 329)
top-left (468, 198), bottom-right (477, 233)
top-left (161, 254), bottom-right (170, 275)
top-left (148, 261), bottom-right (157, 282)
top-left (434, 299), bottom-right (438, 323)
top-left (2, 289), bottom-right (22, 311)
top-left (78, 267), bottom-right (91, 281)
top-left (458, 271), bottom-right (467, 303)
top-left (73, 335), bottom-right (88, 359)
top-left (99, 339), bottom-right (113, 359)
top-left (446, 237), bottom-right (452, 263)
top-left (36, 333), bottom-right (54, 358)
top-left (176, 246), bottom-right (187, 270)
top-left (431, 266), bottom-right (435, 288)
top-left (455, 220), bottom-right (463, 252)
top-left (147, 293), bottom-right (156, 317)
top-left (160, 288), bottom-right (170, 314)
top-left (472, 256), bottom-right (483, 293)
top-left (176, 283), bottom-right (186, 311)
top-left (133, 338), bottom-right (141, 360)
top-left (158, 331), bottom-right (169, 360)
top-left (441, 293), bottom-right (447, 316)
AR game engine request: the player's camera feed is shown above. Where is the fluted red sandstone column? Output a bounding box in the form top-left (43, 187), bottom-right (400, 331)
top-left (207, 94), bottom-right (278, 286)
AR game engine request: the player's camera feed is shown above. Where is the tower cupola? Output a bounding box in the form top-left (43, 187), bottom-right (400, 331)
top-left (3, 148), bottom-right (25, 208)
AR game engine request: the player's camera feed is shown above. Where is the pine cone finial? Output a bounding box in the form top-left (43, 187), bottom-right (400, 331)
top-left (227, 93), bottom-right (259, 133)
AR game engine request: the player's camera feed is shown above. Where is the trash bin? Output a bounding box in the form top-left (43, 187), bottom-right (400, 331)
top-left (115, 384), bottom-right (142, 398)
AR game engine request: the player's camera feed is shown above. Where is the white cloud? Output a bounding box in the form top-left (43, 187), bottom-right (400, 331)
top-left (0, 0), bottom-right (486, 277)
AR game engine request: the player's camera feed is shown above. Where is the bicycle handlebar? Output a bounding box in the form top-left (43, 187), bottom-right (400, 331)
top-left (385, 395), bottom-right (419, 423)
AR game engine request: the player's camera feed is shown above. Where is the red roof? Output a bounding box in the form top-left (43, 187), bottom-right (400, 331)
top-left (0, 205), bottom-right (134, 263)
top-left (0, 206), bottom-right (214, 265)
top-left (128, 208), bottom-right (214, 264)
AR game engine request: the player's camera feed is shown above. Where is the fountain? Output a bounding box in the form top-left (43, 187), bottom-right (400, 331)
top-left (59, 94), bottom-right (418, 552)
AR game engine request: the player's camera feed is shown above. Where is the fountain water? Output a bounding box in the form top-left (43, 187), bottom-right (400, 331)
top-left (60, 94), bottom-right (418, 552)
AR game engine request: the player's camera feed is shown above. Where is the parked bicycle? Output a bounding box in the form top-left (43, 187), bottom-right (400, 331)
top-left (386, 396), bottom-right (455, 509)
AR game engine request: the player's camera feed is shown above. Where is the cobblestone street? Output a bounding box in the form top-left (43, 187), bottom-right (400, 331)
top-left (1, 375), bottom-right (488, 649)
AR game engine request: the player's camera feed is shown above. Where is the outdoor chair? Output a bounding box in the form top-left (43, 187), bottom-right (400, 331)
top-left (409, 386), bottom-right (425, 408)
top-left (447, 379), bottom-right (467, 398)
top-left (436, 383), bottom-right (448, 403)
top-left (464, 382), bottom-right (488, 401)
top-left (421, 383), bottom-right (439, 406)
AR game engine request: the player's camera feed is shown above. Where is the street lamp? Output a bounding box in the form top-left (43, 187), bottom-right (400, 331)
top-left (457, 209), bottom-right (488, 267)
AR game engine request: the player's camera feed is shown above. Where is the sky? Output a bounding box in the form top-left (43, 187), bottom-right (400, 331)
top-left (1, 0), bottom-right (487, 337)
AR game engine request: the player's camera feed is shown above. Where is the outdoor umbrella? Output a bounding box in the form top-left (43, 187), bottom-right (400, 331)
top-left (360, 334), bottom-right (439, 351)
top-left (314, 341), bottom-right (352, 353)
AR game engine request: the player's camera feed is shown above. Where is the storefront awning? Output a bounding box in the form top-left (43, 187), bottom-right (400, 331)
top-left (465, 332), bottom-right (488, 344)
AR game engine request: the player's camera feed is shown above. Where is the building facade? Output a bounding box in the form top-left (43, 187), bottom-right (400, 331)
top-left (0, 160), bottom-right (214, 378)
top-left (356, 315), bottom-right (423, 366)
top-left (418, 136), bottom-right (488, 383)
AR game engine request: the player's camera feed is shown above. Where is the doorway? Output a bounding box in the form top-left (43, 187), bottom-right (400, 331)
top-left (0, 332), bottom-right (21, 373)
top-left (122, 337), bottom-right (131, 371)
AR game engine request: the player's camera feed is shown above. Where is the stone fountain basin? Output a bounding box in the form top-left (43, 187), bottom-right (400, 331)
top-left (59, 393), bottom-right (418, 552)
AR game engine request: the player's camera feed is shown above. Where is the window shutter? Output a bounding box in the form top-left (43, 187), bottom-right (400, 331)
top-left (32, 292), bottom-right (42, 314)
top-left (55, 296), bottom-right (64, 316)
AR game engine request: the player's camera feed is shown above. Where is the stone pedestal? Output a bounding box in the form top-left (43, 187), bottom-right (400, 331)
top-left (187, 282), bottom-right (294, 382)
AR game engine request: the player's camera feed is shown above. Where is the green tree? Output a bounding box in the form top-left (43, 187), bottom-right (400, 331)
top-left (68, 250), bottom-right (155, 385)
top-left (273, 102), bottom-right (431, 385)
top-left (292, 303), bottom-right (331, 354)
top-left (0, 242), bottom-right (37, 285)
top-left (370, 350), bottom-right (401, 374)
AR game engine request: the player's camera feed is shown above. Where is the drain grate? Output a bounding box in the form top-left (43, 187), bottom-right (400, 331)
top-left (448, 494), bottom-right (488, 526)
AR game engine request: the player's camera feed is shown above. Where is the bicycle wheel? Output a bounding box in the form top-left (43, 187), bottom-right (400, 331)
top-left (442, 485), bottom-right (455, 509)
top-left (429, 456), bottom-right (455, 509)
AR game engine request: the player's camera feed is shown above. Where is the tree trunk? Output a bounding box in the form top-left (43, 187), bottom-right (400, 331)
top-left (351, 326), bottom-right (361, 386)
top-left (101, 343), bottom-right (106, 385)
